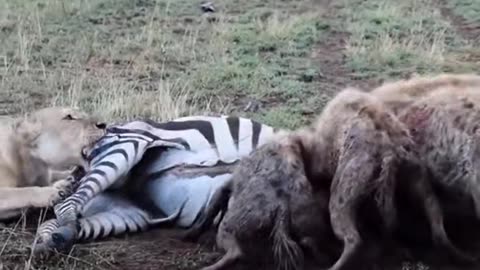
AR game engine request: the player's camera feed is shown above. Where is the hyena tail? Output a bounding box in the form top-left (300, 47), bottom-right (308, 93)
top-left (271, 205), bottom-right (303, 270)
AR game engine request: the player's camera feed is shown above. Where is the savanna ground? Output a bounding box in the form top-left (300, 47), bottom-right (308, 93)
top-left (1, 0), bottom-right (480, 269)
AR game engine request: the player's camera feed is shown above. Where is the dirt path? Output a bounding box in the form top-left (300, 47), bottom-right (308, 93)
top-left (104, 229), bottom-right (220, 270)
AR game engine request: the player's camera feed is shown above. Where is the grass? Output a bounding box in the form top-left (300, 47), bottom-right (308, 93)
top-left (2, 0), bottom-right (480, 269)
top-left (339, 0), bottom-right (480, 82)
top-left (448, 0), bottom-right (480, 23)
top-left (345, 0), bottom-right (453, 78)
top-left (0, 0), bottom-right (326, 128)
top-left (1, 211), bottom-right (118, 270)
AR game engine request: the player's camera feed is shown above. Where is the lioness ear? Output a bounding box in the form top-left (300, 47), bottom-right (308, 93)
top-left (63, 114), bottom-right (75, 120)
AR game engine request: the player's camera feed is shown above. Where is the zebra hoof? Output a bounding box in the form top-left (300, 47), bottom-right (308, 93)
top-left (32, 239), bottom-right (54, 257)
top-left (51, 226), bottom-right (77, 253)
top-left (32, 233), bottom-right (59, 258)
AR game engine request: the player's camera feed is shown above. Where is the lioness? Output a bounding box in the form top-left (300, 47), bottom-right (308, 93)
top-left (0, 107), bottom-right (106, 220)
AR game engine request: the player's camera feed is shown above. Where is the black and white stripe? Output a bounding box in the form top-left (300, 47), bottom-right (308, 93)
top-left (50, 115), bottom-right (275, 247)
top-left (35, 193), bottom-right (184, 251)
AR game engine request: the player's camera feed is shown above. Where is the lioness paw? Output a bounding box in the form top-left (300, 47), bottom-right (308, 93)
top-left (50, 179), bottom-right (74, 205)
top-left (30, 186), bottom-right (64, 208)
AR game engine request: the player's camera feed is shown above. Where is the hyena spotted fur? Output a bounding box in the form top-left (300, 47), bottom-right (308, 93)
top-left (200, 131), bottom-right (337, 270)
top-left (198, 86), bottom-right (472, 270)
top-left (371, 74), bottom-right (480, 221)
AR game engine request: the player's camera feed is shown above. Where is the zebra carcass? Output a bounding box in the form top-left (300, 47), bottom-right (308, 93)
top-left (33, 115), bottom-right (276, 254)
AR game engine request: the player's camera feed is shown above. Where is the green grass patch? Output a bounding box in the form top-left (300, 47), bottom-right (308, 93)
top-left (255, 105), bottom-right (309, 130)
top-left (0, 0), bottom-right (325, 129)
top-left (339, 0), bottom-right (467, 81)
top-left (448, 0), bottom-right (480, 24)
top-left (188, 9), bottom-right (325, 118)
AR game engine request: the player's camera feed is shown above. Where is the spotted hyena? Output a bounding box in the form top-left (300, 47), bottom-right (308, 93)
top-left (199, 87), bottom-right (472, 270)
top-left (367, 73), bottom-right (480, 261)
top-left (199, 130), bottom-right (338, 270)
top-left (372, 74), bottom-right (480, 222)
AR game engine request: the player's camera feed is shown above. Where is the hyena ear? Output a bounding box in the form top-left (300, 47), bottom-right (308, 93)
top-left (13, 115), bottom-right (42, 146)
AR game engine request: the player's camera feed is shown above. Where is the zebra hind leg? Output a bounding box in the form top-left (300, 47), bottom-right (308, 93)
top-left (182, 180), bottom-right (232, 242)
top-left (32, 173), bottom-right (82, 255)
top-left (36, 193), bottom-right (185, 254)
top-left (52, 143), bottom-right (145, 247)
top-left (33, 218), bottom-right (62, 256)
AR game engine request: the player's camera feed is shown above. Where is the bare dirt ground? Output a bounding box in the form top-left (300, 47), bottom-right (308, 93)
top-left (2, 0), bottom-right (480, 269)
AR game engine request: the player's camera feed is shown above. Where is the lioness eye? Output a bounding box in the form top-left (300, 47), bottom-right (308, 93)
top-left (63, 114), bottom-right (74, 120)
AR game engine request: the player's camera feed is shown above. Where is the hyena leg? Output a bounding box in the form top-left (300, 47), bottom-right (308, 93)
top-left (328, 156), bottom-right (376, 270)
top-left (440, 134), bottom-right (480, 220)
top-left (410, 168), bottom-right (476, 264)
top-left (375, 153), bottom-right (398, 233)
top-left (468, 155), bottom-right (480, 219)
top-left (201, 216), bottom-right (244, 270)
top-left (36, 193), bottom-right (185, 253)
top-left (472, 188), bottom-right (480, 220)
top-left (300, 237), bottom-right (336, 266)
top-left (328, 196), bottom-right (361, 270)
top-left (182, 180), bottom-right (232, 241)
top-left (374, 153), bottom-right (399, 254)
top-left (440, 157), bottom-right (480, 220)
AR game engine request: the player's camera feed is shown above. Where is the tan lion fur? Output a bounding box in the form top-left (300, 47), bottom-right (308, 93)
top-left (0, 107), bottom-right (105, 220)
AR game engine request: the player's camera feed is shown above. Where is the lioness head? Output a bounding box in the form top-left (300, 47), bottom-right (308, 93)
top-left (14, 107), bottom-right (106, 170)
